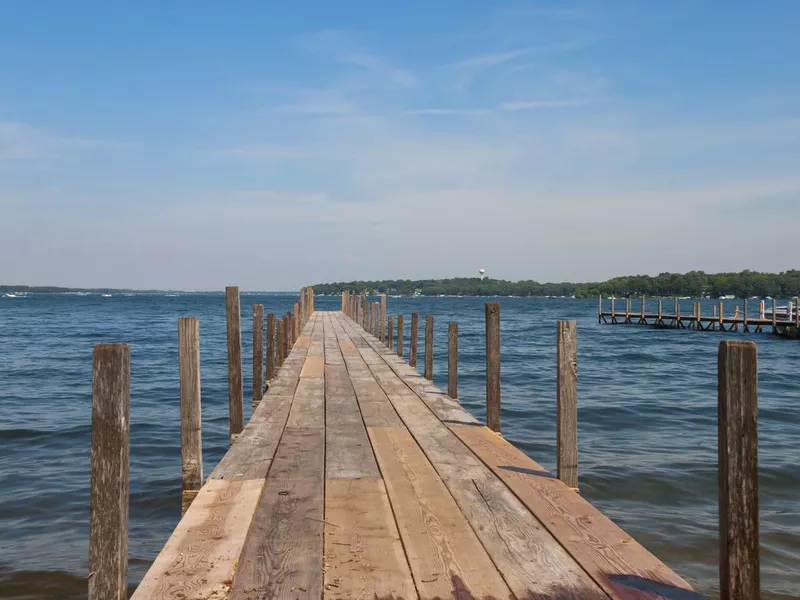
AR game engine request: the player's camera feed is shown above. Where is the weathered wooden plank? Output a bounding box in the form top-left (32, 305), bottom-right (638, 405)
top-left (89, 344), bottom-right (130, 600)
top-left (447, 476), bottom-right (608, 599)
top-left (450, 424), bottom-right (700, 599)
top-left (324, 479), bottom-right (417, 599)
top-left (131, 479), bottom-right (263, 600)
top-left (300, 355), bottom-right (325, 378)
top-left (424, 314), bottom-right (433, 380)
top-left (485, 302), bottom-right (501, 432)
top-left (410, 312), bottom-right (419, 368)
top-left (367, 426), bottom-right (511, 599)
top-left (286, 376), bottom-right (325, 428)
top-left (266, 312), bottom-right (275, 382)
top-left (325, 364), bottom-right (380, 479)
top-left (253, 304), bottom-right (264, 407)
top-left (718, 340), bottom-right (759, 600)
top-left (448, 321), bottom-right (458, 400)
top-left (231, 428), bottom-right (325, 599)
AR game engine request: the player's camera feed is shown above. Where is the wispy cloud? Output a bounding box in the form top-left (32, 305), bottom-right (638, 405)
top-left (216, 144), bottom-right (306, 161)
top-left (0, 122), bottom-right (128, 162)
top-left (454, 48), bottom-right (531, 68)
top-left (499, 98), bottom-right (595, 111)
top-left (336, 52), bottom-right (419, 88)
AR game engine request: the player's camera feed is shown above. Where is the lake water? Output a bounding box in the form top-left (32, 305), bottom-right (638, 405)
top-left (0, 293), bottom-right (797, 599)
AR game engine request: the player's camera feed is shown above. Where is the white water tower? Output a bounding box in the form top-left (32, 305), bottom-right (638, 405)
top-left (479, 268), bottom-right (486, 281)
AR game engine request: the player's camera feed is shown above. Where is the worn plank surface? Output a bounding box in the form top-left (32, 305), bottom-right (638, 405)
top-left (136, 310), bottom-right (696, 600)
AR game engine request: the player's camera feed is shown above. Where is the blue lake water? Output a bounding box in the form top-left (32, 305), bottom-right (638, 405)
top-left (0, 293), bottom-right (797, 599)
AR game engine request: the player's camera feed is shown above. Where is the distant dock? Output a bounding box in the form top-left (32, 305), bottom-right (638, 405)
top-left (599, 294), bottom-right (800, 338)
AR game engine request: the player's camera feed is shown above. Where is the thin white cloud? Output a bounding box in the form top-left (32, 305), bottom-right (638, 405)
top-left (454, 49), bottom-right (530, 68)
top-left (499, 99), bottom-right (595, 111)
top-left (216, 144), bottom-right (307, 161)
top-left (0, 122), bottom-right (128, 161)
top-left (337, 52), bottom-right (419, 88)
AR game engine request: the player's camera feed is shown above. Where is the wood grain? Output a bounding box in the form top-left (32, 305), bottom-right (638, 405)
top-left (485, 302), bottom-right (500, 432)
top-left (89, 344), bottom-right (130, 600)
top-left (131, 479), bottom-right (263, 600)
top-left (324, 479), bottom-right (417, 599)
top-left (557, 320), bottom-right (578, 489)
top-left (226, 286), bottom-right (244, 437)
top-left (253, 304), bottom-right (264, 407)
top-left (448, 322), bottom-right (458, 400)
top-left (300, 355), bottom-right (325, 378)
top-left (178, 318), bottom-right (203, 514)
top-left (410, 312), bottom-right (419, 368)
top-left (424, 314), bottom-right (433, 380)
top-left (367, 426), bottom-right (510, 599)
top-left (266, 312), bottom-right (275, 382)
top-left (718, 340), bottom-right (759, 600)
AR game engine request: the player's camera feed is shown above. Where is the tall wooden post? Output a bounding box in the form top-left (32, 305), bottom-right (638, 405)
top-left (397, 315), bottom-right (404, 358)
top-left (388, 316), bottom-right (394, 350)
top-left (759, 300), bottom-right (765, 320)
top-left (424, 315), bottom-right (434, 381)
top-left (675, 297), bottom-right (681, 327)
top-left (285, 312), bottom-right (292, 357)
top-left (266, 313), bottom-right (275, 382)
top-left (772, 298), bottom-right (777, 327)
top-left (448, 322), bottom-right (458, 400)
top-left (641, 295), bottom-right (646, 319)
top-left (225, 286), bottom-right (243, 441)
top-left (381, 294), bottom-right (387, 343)
top-left (720, 301), bottom-right (725, 328)
top-left (597, 295), bottom-right (602, 323)
top-left (253, 304), bottom-right (264, 407)
top-left (410, 313), bottom-right (419, 368)
top-left (556, 321), bottom-right (578, 489)
top-left (294, 302), bottom-right (300, 342)
top-left (89, 343), bottom-right (130, 600)
top-left (718, 340), bottom-right (759, 600)
top-left (485, 303), bottom-right (501, 432)
top-left (611, 295), bottom-right (615, 318)
top-left (309, 286), bottom-right (314, 314)
top-left (276, 319), bottom-right (285, 368)
top-left (625, 296), bottom-right (631, 321)
top-left (178, 318), bottom-right (202, 514)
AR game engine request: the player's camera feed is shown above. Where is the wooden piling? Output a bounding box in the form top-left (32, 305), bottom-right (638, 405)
top-left (718, 340), bottom-right (759, 600)
top-left (597, 295), bottom-right (602, 324)
top-left (225, 286), bottom-right (243, 440)
top-left (381, 294), bottom-right (387, 343)
top-left (277, 318), bottom-right (286, 367)
top-left (611, 296), bottom-right (616, 319)
top-left (397, 315), bottom-right (404, 358)
top-left (795, 296), bottom-right (799, 328)
top-left (266, 313), bottom-right (275, 382)
top-left (309, 286), bottom-right (314, 313)
top-left (675, 297), bottom-right (680, 327)
top-left (253, 305), bottom-right (264, 407)
top-left (556, 321), bottom-right (578, 489)
top-left (658, 297), bottom-right (663, 322)
top-left (410, 312), bottom-right (419, 368)
top-left (485, 303), bottom-right (501, 432)
top-left (89, 343), bottom-right (130, 600)
top-left (388, 316), bottom-right (394, 350)
top-left (720, 301), bottom-right (724, 328)
top-left (759, 300), bottom-right (765, 320)
top-left (285, 312), bottom-right (292, 357)
top-left (625, 296), bottom-right (631, 321)
top-left (424, 314), bottom-right (434, 381)
top-left (294, 302), bottom-right (300, 342)
top-left (772, 298), bottom-right (777, 327)
top-left (641, 295), bottom-right (646, 319)
top-left (448, 322), bottom-right (458, 400)
top-left (178, 318), bottom-right (203, 514)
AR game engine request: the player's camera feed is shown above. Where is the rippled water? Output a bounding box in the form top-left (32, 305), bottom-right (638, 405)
top-left (0, 294), bottom-right (797, 599)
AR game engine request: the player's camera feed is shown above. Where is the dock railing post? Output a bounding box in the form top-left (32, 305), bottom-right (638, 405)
top-left (485, 303), bottom-right (501, 432)
top-left (178, 318), bottom-right (202, 514)
top-left (410, 313), bottom-right (419, 368)
top-left (556, 320), bottom-right (578, 490)
top-left (598, 295), bottom-right (602, 323)
top-left (772, 298), bottom-right (776, 328)
top-left (294, 302), bottom-right (300, 342)
top-left (641, 295), bottom-right (646, 321)
top-left (720, 300), bottom-right (724, 329)
top-left (253, 305), bottom-right (264, 408)
top-left (388, 316), bottom-right (394, 350)
top-left (448, 322), bottom-right (458, 400)
top-left (89, 343), bottom-right (130, 600)
top-left (225, 286), bottom-right (243, 443)
top-left (266, 313), bottom-right (275, 382)
top-left (397, 315), bottom-right (404, 358)
top-left (675, 297), bottom-right (681, 328)
top-left (285, 312), bottom-right (292, 357)
top-left (381, 294), bottom-right (387, 342)
top-left (424, 315), bottom-right (434, 381)
top-left (743, 299), bottom-right (748, 331)
top-left (276, 319), bottom-right (285, 368)
top-left (625, 296), bottom-right (631, 322)
top-left (718, 340), bottom-right (759, 600)
top-left (611, 295), bottom-right (615, 321)
top-left (760, 300), bottom-right (765, 320)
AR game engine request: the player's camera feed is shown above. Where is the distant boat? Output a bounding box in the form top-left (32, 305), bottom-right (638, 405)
top-left (102, 294), bottom-right (112, 298)
top-left (4, 293), bottom-right (18, 298)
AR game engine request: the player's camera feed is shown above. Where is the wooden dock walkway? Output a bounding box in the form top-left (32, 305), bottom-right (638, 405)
top-left (129, 310), bottom-right (699, 600)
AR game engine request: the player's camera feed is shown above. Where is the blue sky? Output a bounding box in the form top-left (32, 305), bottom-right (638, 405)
top-left (1, 1), bottom-right (799, 290)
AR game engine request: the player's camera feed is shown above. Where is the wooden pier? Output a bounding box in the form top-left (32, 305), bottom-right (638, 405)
top-left (86, 289), bottom-right (764, 599)
top-left (599, 295), bottom-right (800, 338)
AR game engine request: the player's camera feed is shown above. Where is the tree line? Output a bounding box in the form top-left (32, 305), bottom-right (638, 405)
top-left (314, 270), bottom-right (800, 299)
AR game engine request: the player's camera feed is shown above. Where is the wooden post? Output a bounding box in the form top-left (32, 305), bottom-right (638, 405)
top-left (485, 303), bottom-right (501, 432)
top-left (597, 295), bottom-right (602, 323)
top-left (424, 314), bottom-right (434, 381)
top-left (276, 319), bottom-right (285, 368)
top-left (388, 316), bottom-right (394, 350)
top-left (795, 296), bottom-right (799, 328)
top-left (381, 294), bottom-right (387, 343)
top-left (556, 320), bottom-right (578, 489)
top-left (611, 295), bottom-right (615, 318)
top-left (253, 304), bottom-right (264, 407)
top-left (341, 291), bottom-right (346, 313)
top-left (225, 286), bottom-right (243, 441)
top-left (293, 302), bottom-right (300, 342)
top-left (772, 298), bottom-right (776, 327)
top-left (759, 300), bottom-right (765, 320)
top-left (178, 318), bottom-right (202, 514)
top-left (266, 313), bottom-right (275, 382)
top-left (658, 297), bottom-right (663, 322)
top-left (675, 297), bottom-right (681, 327)
top-left (641, 295), bottom-right (646, 319)
top-left (625, 296), bottom-right (631, 321)
top-left (397, 315), bottom-right (404, 358)
top-left (410, 313), bottom-right (419, 368)
top-left (720, 300), bottom-right (724, 328)
top-left (285, 312), bottom-right (293, 357)
top-left (697, 302), bottom-right (702, 326)
top-left (718, 340), bottom-right (759, 600)
top-left (448, 322), bottom-right (458, 400)
top-left (309, 286), bottom-right (314, 313)
top-left (743, 299), bottom-right (748, 330)
top-left (89, 343), bottom-right (130, 600)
